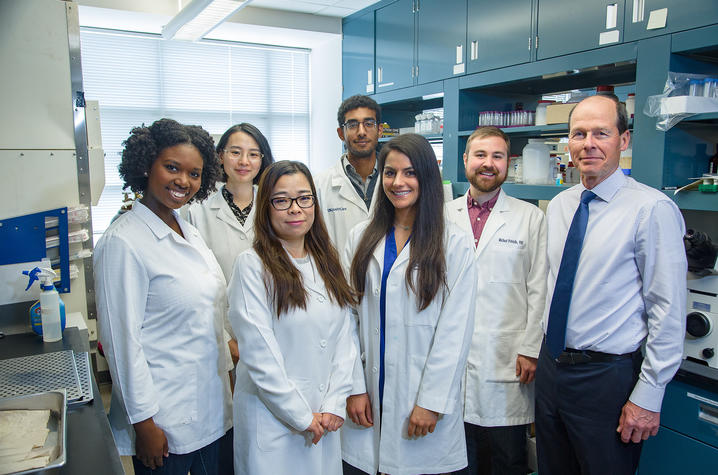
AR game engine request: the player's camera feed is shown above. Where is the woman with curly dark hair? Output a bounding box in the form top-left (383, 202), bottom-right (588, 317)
top-left (94, 118), bottom-right (233, 474)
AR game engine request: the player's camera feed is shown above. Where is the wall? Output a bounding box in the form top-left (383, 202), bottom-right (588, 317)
top-left (76, 0), bottom-right (344, 173)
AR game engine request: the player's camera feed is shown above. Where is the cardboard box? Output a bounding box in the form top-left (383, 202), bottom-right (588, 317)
top-left (545, 103), bottom-right (578, 124)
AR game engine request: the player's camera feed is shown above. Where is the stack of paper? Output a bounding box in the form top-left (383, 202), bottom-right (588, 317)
top-left (0, 409), bottom-right (56, 474)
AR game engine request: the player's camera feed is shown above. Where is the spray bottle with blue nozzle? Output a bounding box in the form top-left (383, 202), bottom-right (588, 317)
top-left (23, 266), bottom-right (65, 342)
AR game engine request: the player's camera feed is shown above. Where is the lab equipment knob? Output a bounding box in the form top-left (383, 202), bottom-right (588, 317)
top-left (703, 348), bottom-right (715, 359)
top-left (686, 312), bottom-right (711, 338)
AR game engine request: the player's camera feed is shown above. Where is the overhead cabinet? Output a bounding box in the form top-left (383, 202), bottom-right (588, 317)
top-left (375, 0), bottom-right (414, 92)
top-left (536, 0), bottom-right (625, 60)
top-left (415, 0), bottom-right (467, 84)
top-left (624, 0), bottom-right (718, 42)
top-left (467, 0), bottom-right (534, 73)
top-left (342, 0), bottom-right (718, 211)
top-left (375, 0), bottom-right (466, 93)
top-left (342, 10), bottom-right (375, 97)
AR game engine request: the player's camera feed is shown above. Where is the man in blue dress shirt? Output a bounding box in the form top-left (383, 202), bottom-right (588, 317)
top-left (535, 94), bottom-right (687, 474)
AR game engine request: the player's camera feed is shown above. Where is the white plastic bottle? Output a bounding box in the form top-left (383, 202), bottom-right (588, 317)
top-left (38, 268), bottom-right (62, 342)
top-left (522, 139), bottom-right (552, 185)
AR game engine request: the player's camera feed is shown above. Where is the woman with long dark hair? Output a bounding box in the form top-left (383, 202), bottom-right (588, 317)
top-left (341, 134), bottom-right (478, 475)
top-left (228, 161), bottom-right (357, 474)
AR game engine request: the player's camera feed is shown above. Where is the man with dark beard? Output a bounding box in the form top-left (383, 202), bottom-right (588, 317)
top-left (447, 127), bottom-right (547, 475)
top-left (315, 95), bottom-right (382, 254)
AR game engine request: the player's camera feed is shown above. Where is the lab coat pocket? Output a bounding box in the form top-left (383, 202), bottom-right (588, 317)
top-left (485, 331), bottom-right (523, 383)
top-left (255, 399), bottom-right (295, 452)
top-left (256, 377), bottom-right (313, 452)
top-left (489, 249), bottom-right (526, 284)
top-left (404, 301), bottom-right (439, 327)
top-left (408, 354), bottom-right (428, 404)
top-left (152, 364), bottom-right (199, 428)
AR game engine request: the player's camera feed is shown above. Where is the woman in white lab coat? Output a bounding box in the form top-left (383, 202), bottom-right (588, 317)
top-left (342, 134), bottom-right (478, 475)
top-left (228, 160), bottom-right (357, 475)
top-left (94, 119), bottom-right (232, 475)
top-left (183, 123), bottom-right (274, 417)
top-left (184, 123), bottom-right (274, 283)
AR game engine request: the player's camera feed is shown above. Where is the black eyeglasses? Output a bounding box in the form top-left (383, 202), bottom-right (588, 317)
top-left (270, 195), bottom-right (315, 210)
top-left (341, 119), bottom-right (378, 131)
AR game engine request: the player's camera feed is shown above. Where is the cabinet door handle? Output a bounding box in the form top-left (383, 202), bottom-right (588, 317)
top-left (367, 69), bottom-right (373, 86)
top-left (632, 0), bottom-right (645, 23)
top-left (606, 3), bottom-right (618, 29)
top-left (699, 403), bottom-right (718, 427)
top-left (377, 67), bottom-right (383, 83)
top-left (470, 40), bottom-right (478, 61)
top-left (456, 44), bottom-right (463, 64)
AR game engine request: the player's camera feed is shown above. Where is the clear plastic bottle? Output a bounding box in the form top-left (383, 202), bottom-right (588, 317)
top-left (23, 266), bottom-right (63, 342)
top-left (522, 139), bottom-right (552, 184)
top-left (39, 272), bottom-right (62, 342)
top-left (689, 79), bottom-right (703, 96)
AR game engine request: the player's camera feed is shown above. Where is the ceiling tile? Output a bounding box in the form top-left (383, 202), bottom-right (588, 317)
top-left (316, 5), bottom-right (356, 16)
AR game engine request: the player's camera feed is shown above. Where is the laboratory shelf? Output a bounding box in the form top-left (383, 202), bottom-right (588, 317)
top-left (379, 134), bottom-right (442, 143)
top-left (664, 190), bottom-right (718, 212)
top-left (458, 119), bottom-right (633, 139)
top-left (680, 112), bottom-right (718, 123)
top-left (451, 181), bottom-right (570, 201)
top-left (459, 124), bottom-right (569, 138)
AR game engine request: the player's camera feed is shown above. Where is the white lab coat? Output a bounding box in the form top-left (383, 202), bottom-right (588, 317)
top-left (183, 185), bottom-right (256, 283)
top-left (315, 159), bottom-right (379, 254)
top-left (445, 190), bottom-right (547, 426)
top-left (94, 201), bottom-right (232, 455)
top-left (340, 221), bottom-right (477, 475)
top-left (228, 249), bottom-right (356, 475)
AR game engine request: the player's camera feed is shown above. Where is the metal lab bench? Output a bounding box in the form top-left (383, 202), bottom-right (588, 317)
top-left (0, 327), bottom-right (124, 475)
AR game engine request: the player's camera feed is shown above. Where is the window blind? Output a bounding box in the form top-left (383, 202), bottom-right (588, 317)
top-left (79, 28), bottom-right (310, 241)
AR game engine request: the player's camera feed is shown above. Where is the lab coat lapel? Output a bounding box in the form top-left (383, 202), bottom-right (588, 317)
top-left (371, 234), bottom-right (387, 269)
top-left (451, 193), bottom-right (473, 235)
top-left (214, 189), bottom-right (246, 233)
top-left (301, 256), bottom-right (329, 299)
top-left (475, 189), bottom-right (508, 257)
top-left (332, 172), bottom-right (368, 212)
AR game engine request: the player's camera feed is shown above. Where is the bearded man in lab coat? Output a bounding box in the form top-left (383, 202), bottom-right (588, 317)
top-left (446, 127), bottom-right (547, 475)
top-left (315, 95), bottom-right (382, 253)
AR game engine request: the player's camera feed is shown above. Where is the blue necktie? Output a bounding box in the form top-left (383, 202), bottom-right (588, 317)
top-left (546, 189), bottom-right (597, 358)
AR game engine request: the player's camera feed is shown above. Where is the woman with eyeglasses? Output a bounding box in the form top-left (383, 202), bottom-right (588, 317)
top-left (94, 119), bottom-right (232, 474)
top-left (185, 123), bottom-right (274, 284)
top-left (340, 134), bottom-right (478, 475)
top-left (228, 161), bottom-right (357, 475)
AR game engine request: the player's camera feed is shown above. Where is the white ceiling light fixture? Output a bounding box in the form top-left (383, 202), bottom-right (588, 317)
top-left (162, 0), bottom-right (253, 41)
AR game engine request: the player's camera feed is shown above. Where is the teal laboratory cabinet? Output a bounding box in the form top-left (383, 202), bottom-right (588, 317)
top-left (638, 361), bottom-right (718, 474)
top-left (416, 0), bottom-right (467, 84)
top-left (373, 0), bottom-right (467, 94)
top-left (535, 0), bottom-right (626, 60)
top-left (342, 0), bottom-right (718, 211)
top-left (342, 10), bottom-right (375, 97)
top-left (466, 0), bottom-right (533, 73)
top-left (374, 0), bottom-right (414, 93)
top-left (624, 0), bottom-right (718, 42)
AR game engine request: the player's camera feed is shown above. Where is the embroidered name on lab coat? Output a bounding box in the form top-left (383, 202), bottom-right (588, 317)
top-left (327, 207), bottom-right (348, 213)
top-left (496, 237), bottom-right (526, 249)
